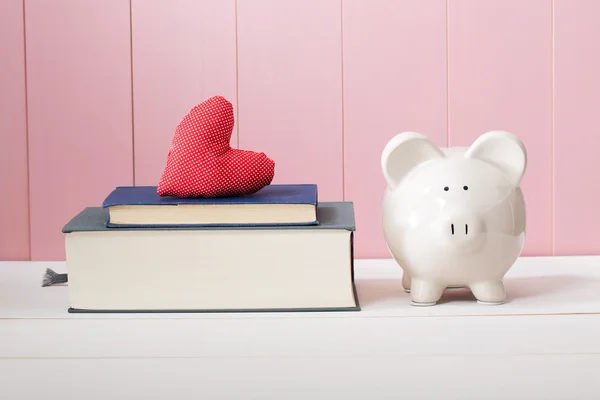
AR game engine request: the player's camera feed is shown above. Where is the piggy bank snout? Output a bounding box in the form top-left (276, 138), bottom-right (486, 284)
top-left (437, 211), bottom-right (485, 253)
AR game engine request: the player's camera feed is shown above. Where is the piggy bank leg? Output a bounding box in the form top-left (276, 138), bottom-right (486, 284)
top-left (402, 271), bottom-right (411, 293)
top-left (469, 280), bottom-right (506, 305)
top-left (409, 278), bottom-right (445, 306)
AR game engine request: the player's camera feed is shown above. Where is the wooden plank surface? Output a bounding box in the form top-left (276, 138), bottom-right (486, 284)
top-left (1, 356), bottom-right (599, 400)
top-left (447, 0), bottom-right (553, 256)
top-left (12, 0), bottom-right (600, 259)
top-left (0, 0), bottom-right (29, 260)
top-left (342, 0), bottom-right (448, 258)
top-left (236, 0), bottom-right (344, 201)
top-left (553, 0), bottom-right (600, 255)
top-left (131, 0), bottom-right (238, 186)
top-left (25, 0), bottom-right (133, 260)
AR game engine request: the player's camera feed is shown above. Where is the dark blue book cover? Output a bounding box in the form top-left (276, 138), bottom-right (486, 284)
top-left (102, 184), bottom-right (318, 227)
top-left (103, 184), bottom-right (317, 207)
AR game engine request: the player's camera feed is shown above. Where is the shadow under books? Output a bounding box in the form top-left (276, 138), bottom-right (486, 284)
top-left (355, 273), bottom-right (598, 306)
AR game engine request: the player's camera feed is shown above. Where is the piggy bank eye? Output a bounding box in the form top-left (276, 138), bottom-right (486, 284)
top-left (443, 186), bottom-right (449, 191)
top-left (463, 186), bottom-right (468, 190)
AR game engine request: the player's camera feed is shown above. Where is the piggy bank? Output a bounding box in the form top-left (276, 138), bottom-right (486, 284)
top-left (381, 130), bottom-right (527, 306)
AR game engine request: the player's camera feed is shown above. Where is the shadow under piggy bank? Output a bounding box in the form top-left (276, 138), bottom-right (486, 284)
top-left (355, 274), bottom-right (598, 307)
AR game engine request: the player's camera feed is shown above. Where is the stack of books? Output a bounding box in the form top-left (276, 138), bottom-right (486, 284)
top-left (61, 184), bottom-right (360, 313)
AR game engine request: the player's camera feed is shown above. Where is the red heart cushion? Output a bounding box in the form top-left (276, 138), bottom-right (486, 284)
top-left (157, 96), bottom-right (275, 198)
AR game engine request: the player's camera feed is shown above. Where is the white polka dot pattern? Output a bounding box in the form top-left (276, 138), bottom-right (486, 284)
top-left (157, 96), bottom-right (275, 198)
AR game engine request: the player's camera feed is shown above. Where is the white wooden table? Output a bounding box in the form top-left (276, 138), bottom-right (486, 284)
top-left (1, 255), bottom-right (600, 399)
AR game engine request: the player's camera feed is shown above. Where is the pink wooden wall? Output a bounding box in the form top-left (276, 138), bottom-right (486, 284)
top-left (2, 0), bottom-right (599, 261)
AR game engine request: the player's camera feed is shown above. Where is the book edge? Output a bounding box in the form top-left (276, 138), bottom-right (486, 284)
top-left (63, 202), bottom-right (355, 233)
top-left (104, 220), bottom-right (320, 228)
top-left (102, 184), bottom-right (319, 207)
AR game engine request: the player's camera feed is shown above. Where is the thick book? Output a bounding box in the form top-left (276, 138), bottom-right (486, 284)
top-left (101, 184), bottom-right (318, 227)
top-left (62, 201), bottom-right (359, 313)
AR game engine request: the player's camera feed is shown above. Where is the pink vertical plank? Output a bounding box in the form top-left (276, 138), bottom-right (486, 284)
top-left (236, 0), bottom-right (343, 201)
top-left (25, 0), bottom-right (133, 260)
top-left (448, 0), bottom-right (553, 256)
top-left (343, 0), bottom-right (448, 258)
top-left (554, 0), bottom-right (600, 255)
top-left (0, 0), bottom-right (29, 260)
top-left (132, 0), bottom-right (238, 186)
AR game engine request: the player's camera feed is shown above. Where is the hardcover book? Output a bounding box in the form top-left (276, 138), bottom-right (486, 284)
top-left (62, 201), bottom-right (359, 313)
top-left (102, 184), bottom-right (318, 227)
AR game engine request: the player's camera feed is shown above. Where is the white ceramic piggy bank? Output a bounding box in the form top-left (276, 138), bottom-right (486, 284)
top-left (381, 130), bottom-right (527, 306)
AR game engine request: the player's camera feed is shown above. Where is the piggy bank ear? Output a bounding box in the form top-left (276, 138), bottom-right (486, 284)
top-left (464, 130), bottom-right (527, 187)
top-left (381, 132), bottom-right (445, 188)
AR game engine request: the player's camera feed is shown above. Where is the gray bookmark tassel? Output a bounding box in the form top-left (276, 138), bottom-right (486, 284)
top-left (41, 268), bottom-right (68, 287)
